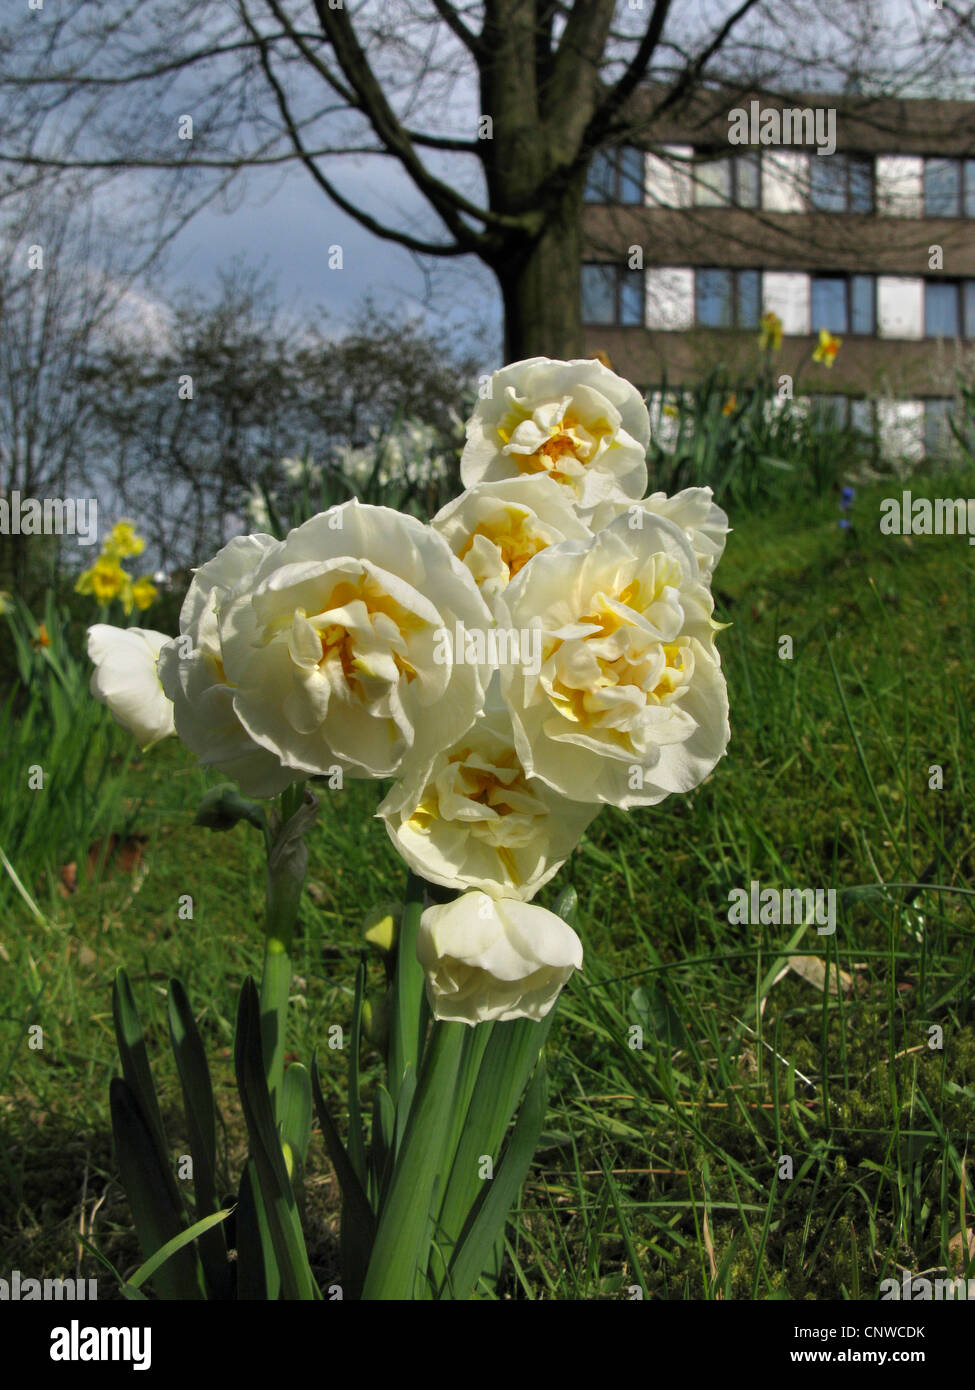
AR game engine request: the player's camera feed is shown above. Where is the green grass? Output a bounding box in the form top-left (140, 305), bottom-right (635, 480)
top-left (1, 472), bottom-right (973, 1299)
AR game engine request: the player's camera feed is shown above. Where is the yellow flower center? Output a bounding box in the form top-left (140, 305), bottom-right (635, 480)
top-left (499, 410), bottom-right (614, 486)
top-left (457, 507), bottom-right (548, 577)
top-left (544, 560), bottom-right (692, 744)
top-left (306, 572), bottom-right (425, 693)
top-left (407, 746), bottom-right (545, 887)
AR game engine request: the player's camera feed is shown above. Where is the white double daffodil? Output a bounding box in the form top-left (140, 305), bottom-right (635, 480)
top-left (498, 511), bottom-right (730, 809)
top-left (433, 474), bottom-right (592, 604)
top-left (378, 690), bottom-right (597, 900)
top-left (417, 891), bottom-right (584, 1025)
top-left (87, 625), bottom-right (176, 749)
top-left (218, 500), bottom-right (493, 780)
top-left (157, 533), bottom-right (301, 797)
top-left (461, 357), bottom-right (650, 513)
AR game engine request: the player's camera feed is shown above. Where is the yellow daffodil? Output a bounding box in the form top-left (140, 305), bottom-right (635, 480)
top-left (117, 575), bottom-right (136, 615)
top-left (103, 520), bottom-right (145, 560)
top-left (758, 311), bottom-right (783, 352)
top-left (131, 576), bottom-right (159, 611)
top-left (812, 328), bottom-right (842, 368)
top-left (662, 403), bottom-right (680, 418)
top-left (76, 556), bottom-right (131, 606)
top-left (722, 393), bottom-right (737, 416)
top-left (32, 623), bottom-right (51, 649)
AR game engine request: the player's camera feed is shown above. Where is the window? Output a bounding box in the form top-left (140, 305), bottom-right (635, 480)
top-left (737, 269), bottom-right (761, 326)
top-left (923, 158), bottom-right (975, 217)
top-left (924, 158), bottom-right (961, 216)
top-left (764, 270), bottom-right (811, 334)
top-left (619, 147), bottom-right (644, 204)
top-left (809, 154), bottom-right (874, 213)
top-left (809, 395), bottom-right (850, 429)
top-left (697, 269), bottom-right (733, 326)
top-left (736, 152), bottom-right (761, 209)
top-left (581, 264), bottom-right (644, 325)
top-left (925, 281), bottom-right (960, 337)
top-left (926, 280), bottom-right (975, 338)
top-left (965, 281), bottom-right (975, 339)
top-left (809, 160), bottom-right (844, 213)
top-left (693, 151), bottom-right (761, 208)
top-left (581, 265), bottom-right (616, 324)
top-left (851, 399), bottom-right (875, 438)
top-left (848, 157), bottom-right (874, 213)
top-left (695, 268), bottom-right (761, 328)
top-left (811, 276), bottom-right (848, 333)
top-left (585, 151), bottom-right (616, 204)
top-left (619, 270), bottom-right (644, 325)
top-left (695, 155), bottom-right (731, 207)
top-left (584, 147), bottom-right (644, 204)
top-left (924, 399), bottom-right (954, 457)
top-left (811, 275), bottom-right (875, 335)
top-left (810, 396), bottom-right (877, 434)
top-left (851, 275), bottom-right (875, 334)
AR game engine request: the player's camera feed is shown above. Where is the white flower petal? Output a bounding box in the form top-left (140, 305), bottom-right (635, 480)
top-left (219, 500), bottom-right (493, 779)
top-left (499, 512), bottom-right (729, 807)
top-left (461, 358), bottom-right (649, 513)
top-left (417, 891), bottom-right (583, 1025)
top-left (87, 625), bottom-right (176, 748)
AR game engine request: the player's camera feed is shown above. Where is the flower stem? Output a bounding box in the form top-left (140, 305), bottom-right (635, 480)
top-left (259, 936), bottom-right (291, 1119)
top-left (259, 781), bottom-right (315, 1119)
top-left (387, 871), bottom-right (429, 1104)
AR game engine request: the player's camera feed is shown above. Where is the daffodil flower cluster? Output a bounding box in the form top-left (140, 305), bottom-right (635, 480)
top-left (87, 358), bottom-right (730, 1025)
top-left (75, 520), bottom-right (159, 615)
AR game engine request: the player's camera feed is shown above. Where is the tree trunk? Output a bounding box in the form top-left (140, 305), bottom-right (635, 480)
top-left (494, 182), bottom-right (585, 364)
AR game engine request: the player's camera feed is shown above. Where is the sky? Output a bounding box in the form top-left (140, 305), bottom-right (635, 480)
top-left (155, 156), bottom-right (504, 369)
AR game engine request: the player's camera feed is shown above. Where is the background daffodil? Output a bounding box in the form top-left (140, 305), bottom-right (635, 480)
top-left (758, 311), bottom-right (783, 352)
top-left (812, 328), bottom-right (842, 367)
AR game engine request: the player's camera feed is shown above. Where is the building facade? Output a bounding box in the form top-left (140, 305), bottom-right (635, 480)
top-left (581, 87), bottom-right (975, 460)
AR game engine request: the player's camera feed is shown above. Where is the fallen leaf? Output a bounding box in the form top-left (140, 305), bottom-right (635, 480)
top-left (948, 1228), bottom-right (975, 1273)
top-left (57, 835), bottom-right (149, 893)
top-left (88, 834), bottom-right (148, 876)
top-left (788, 955), bottom-right (854, 995)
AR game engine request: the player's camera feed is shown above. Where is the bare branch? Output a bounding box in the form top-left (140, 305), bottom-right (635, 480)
top-left (238, 0), bottom-right (470, 256)
top-left (311, 0), bottom-right (504, 248)
top-left (586, 0), bottom-right (762, 155)
top-left (429, 0), bottom-right (482, 55)
top-left (584, 0), bottom-right (672, 149)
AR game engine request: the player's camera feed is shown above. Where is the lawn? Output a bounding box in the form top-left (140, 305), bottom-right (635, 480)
top-left (2, 472), bottom-right (973, 1299)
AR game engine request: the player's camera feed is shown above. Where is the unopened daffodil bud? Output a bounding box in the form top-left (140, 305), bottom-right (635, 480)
top-left (193, 783), bottom-right (267, 834)
top-left (362, 900), bottom-right (400, 953)
top-left (361, 989), bottom-right (391, 1049)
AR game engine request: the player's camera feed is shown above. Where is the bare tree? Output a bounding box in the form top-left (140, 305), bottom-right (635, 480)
top-left (0, 184), bottom-right (155, 592)
top-left (84, 267), bottom-right (479, 569)
top-left (2, 1), bottom-right (973, 362)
